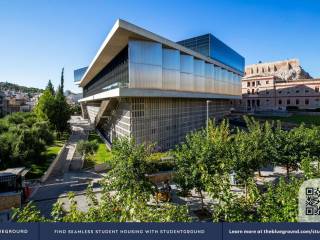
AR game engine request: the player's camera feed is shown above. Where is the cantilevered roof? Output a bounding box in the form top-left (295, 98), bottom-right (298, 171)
top-left (79, 19), bottom-right (242, 87)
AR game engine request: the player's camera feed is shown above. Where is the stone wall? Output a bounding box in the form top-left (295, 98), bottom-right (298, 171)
top-left (0, 192), bottom-right (21, 211)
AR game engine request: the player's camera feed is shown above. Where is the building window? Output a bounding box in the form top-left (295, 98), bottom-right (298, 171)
top-left (278, 91), bottom-right (282, 94)
top-left (266, 99), bottom-right (270, 102)
top-left (266, 80), bottom-right (269, 84)
top-left (247, 100), bottom-right (251, 106)
top-left (305, 89), bottom-right (309, 93)
top-left (287, 99), bottom-right (290, 105)
top-left (257, 100), bottom-right (260, 107)
top-left (247, 89), bottom-right (250, 94)
top-left (252, 82), bottom-right (255, 87)
top-left (252, 89), bottom-right (255, 94)
top-left (305, 99), bottom-right (309, 105)
top-left (287, 91), bottom-right (290, 94)
top-left (296, 99), bottom-right (299, 105)
top-left (279, 100), bottom-right (282, 105)
top-left (266, 91), bottom-right (269, 94)
top-left (247, 82), bottom-right (250, 87)
top-left (316, 87), bottom-right (319, 92)
top-left (296, 90), bottom-right (300, 93)
top-left (257, 81), bottom-right (260, 85)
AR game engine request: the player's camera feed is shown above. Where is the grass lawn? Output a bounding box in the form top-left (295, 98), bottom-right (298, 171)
top-left (26, 138), bottom-right (66, 179)
top-left (84, 131), bottom-right (112, 168)
top-left (256, 114), bottom-right (320, 126)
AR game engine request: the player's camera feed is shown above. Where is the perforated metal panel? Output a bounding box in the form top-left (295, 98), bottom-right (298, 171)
top-left (180, 54), bottom-right (194, 74)
top-left (162, 48), bottom-right (180, 70)
top-left (205, 63), bottom-right (214, 93)
top-left (129, 40), bottom-right (162, 65)
top-left (162, 48), bottom-right (180, 90)
top-left (194, 59), bottom-right (205, 92)
top-left (130, 63), bottom-right (162, 89)
top-left (127, 39), bottom-right (240, 96)
top-left (129, 40), bottom-right (162, 89)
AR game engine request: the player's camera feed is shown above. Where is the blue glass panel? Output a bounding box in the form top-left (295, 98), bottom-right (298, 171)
top-left (74, 67), bottom-right (88, 82)
top-left (177, 34), bottom-right (245, 74)
top-left (210, 35), bottom-right (244, 74)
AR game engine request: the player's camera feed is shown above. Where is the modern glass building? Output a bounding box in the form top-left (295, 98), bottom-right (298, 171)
top-left (76, 19), bottom-right (244, 150)
top-left (74, 67), bottom-right (88, 84)
top-left (177, 34), bottom-right (245, 74)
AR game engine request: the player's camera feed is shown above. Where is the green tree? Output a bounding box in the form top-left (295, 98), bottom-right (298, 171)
top-left (52, 87), bottom-right (71, 134)
top-left (106, 138), bottom-right (155, 202)
top-left (211, 177), bottom-right (260, 222)
top-left (46, 80), bottom-right (55, 95)
top-left (0, 112), bottom-right (54, 169)
top-left (174, 120), bottom-right (232, 210)
top-left (244, 117), bottom-right (276, 177)
top-left (60, 67), bottom-right (64, 94)
top-left (231, 129), bottom-right (259, 190)
top-left (34, 88), bottom-right (55, 121)
top-left (0, 132), bottom-right (14, 168)
top-left (174, 129), bottom-right (211, 209)
top-left (258, 177), bottom-right (302, 222)
top-left (35, 77), bottom-right (71, 135)
top-left (273, 123), bottom-right (320, 177)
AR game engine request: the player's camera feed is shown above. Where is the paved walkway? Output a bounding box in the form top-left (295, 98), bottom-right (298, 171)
top-left (27, 116), bottom-right (104, 217)
top-left (44, 116), bottom-right (93, 183)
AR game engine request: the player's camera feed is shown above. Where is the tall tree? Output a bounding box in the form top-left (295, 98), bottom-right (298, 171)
top-left (52, 87), bottom-right (71, 134)
top-left (34, 88), bottom-right (55, 121)
top-left (174, 120), bottom-right (232, 211)
top-left (60, 67), bottom-right (64, 94)
top-left (106, 138), bottom-right (155, 202)
top-left (243, 116), bottom-right (276, 177)
top-left (46, 80), bottom-right (55, 96)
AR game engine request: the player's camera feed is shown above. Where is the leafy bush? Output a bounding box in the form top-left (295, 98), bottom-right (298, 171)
top-left (146, 152), bottom-right (175, 173)
top-left (0, 112), bottom-right (54, 169)
top-left (76, 140), bottom-right (99, 156)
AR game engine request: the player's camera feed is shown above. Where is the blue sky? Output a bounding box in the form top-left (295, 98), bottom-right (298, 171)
top-left (0, 0), bottom-right (319, 93)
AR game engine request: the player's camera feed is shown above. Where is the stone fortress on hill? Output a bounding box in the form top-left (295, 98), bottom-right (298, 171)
top-left (240, 59), bottom-right (320, 111)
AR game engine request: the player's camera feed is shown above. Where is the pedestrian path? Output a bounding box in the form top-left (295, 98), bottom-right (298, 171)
top-left (44, 116), bottom-right (92, 183)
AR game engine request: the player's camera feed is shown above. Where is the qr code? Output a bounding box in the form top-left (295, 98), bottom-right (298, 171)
top-left (305, 187), bottom-right (320, 215)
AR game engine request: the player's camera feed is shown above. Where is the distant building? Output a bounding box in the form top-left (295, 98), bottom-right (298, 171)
top-left (240, 59), bottom-right (320, 111)
top-left (6, 95), bottom-right (31, 114)
top-left (75, 19), bottom-right (244, 150)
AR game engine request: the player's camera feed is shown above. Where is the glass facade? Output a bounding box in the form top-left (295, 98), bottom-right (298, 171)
top-left (177, 34), bottom-right (245, 74)
top-left (83, 46), bottom-right (129, 97)
top-left (74, 67), bottom-right (88, 82)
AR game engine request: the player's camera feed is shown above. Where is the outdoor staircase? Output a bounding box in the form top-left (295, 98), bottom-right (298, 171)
top-left (94, 98), bottom-right (119, 128)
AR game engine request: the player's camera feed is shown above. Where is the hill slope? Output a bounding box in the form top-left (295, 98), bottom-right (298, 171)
top-left (0, 82), bottom-right (43, 94)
